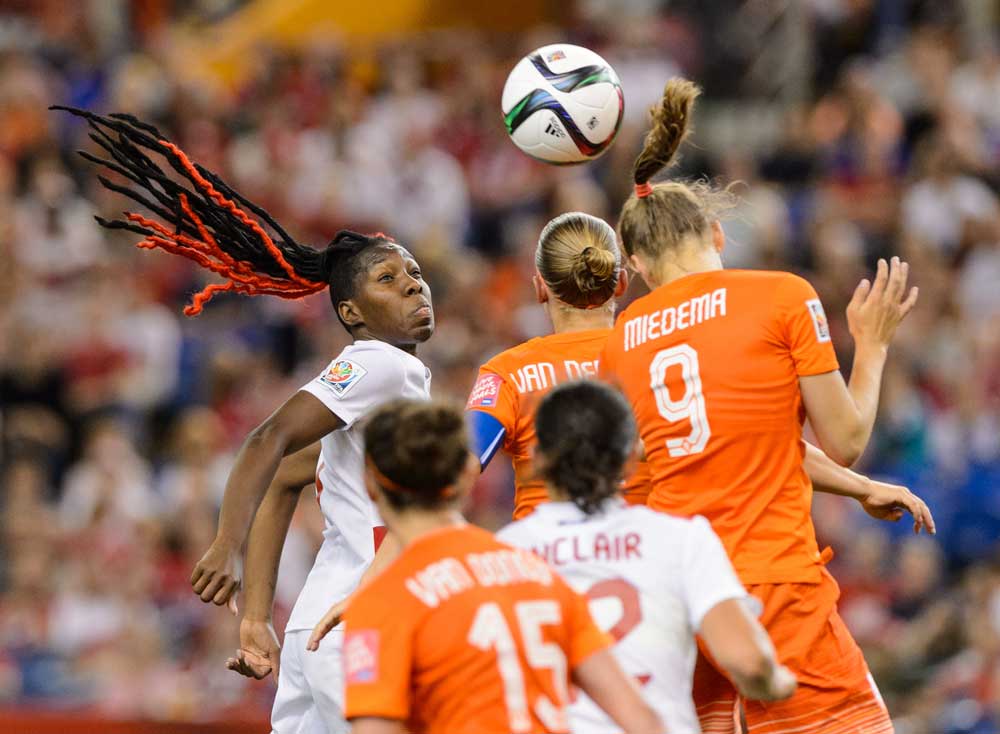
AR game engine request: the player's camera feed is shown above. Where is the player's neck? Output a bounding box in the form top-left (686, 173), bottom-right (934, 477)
top-left (645, 248), bottom-right (722, 289)
top-left (387, 510), bottom-right (466, 547)
top-left (546, 302), bottom-right (614, 334)
top-left (351, 330), bottom-right (418, 356)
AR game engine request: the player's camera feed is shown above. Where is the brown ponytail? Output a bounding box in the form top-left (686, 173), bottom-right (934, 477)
top-left (620, 78), bottom-right (737, 262)
top-left (537, 212), bottom-right (621, 309)
top-left (633, 78), bottom-right (701, 186)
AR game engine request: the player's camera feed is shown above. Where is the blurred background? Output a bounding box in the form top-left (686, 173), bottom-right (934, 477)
top-left (0, 0), bottom-right (998, 732)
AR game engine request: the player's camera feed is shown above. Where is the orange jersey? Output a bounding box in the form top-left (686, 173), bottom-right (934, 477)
top-left (342, 525), bottom-right (611, 734)
top-left (600, 270), bottom-right (839, 585)
top-left (468, 329), bottom-right (649, 519)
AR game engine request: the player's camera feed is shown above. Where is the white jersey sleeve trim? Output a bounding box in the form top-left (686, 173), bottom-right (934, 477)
top-left (299, 342), bottom-right (410, 428)
top-left (679, 515), bottom-right (749, 632)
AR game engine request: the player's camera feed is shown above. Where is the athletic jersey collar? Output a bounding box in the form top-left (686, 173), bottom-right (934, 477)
top-left (351, 337), bottom-right (427, 369)
top-left (532, 497), bottom-right (627, 523)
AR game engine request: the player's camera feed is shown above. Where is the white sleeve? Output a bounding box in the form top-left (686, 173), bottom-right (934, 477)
top-left (494, 520), bottom-right (525, 547)
top-left (298, 346), bottom-right (405, 428)
top-left (679, 516), bottom-right (748, 631)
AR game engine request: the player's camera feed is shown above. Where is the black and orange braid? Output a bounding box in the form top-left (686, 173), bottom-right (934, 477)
top-left (52, 106), bottom-right (393, 318)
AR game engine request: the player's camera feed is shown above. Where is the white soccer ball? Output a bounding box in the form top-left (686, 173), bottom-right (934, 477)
top-left (502, 43), bottom-right (624, 165)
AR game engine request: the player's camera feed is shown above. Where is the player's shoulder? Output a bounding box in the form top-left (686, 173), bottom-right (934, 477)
top-left (724, 269), bottom-right (814, 295)
top-left (620, 507), bottom-right (716, 547)
top-left (343, 339), bottom-right (424, 372)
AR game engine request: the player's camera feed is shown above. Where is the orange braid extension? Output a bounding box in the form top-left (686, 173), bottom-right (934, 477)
top-left (160, 140), bottom-right (320, 290)
top-left (124, 161), bottom-right (328, 315)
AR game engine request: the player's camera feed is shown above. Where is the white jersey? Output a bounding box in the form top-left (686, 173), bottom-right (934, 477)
top-left (497, 500), bottom-right (746, 734)
top-left (286, 340), bottom-right (431, 632)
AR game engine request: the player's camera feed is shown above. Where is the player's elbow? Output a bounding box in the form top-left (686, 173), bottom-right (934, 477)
top-left (726, 647), bottom-right (777, 698)
top-left (828, 428), bottom-right (867, 467)
top-left (245, 418), bottom-right (293, 457)
top-left (625, 701), bottom-right (664, 734)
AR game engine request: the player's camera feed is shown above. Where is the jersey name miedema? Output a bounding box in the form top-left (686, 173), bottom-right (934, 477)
top-left (467, 329), bottom-right (649, 518)
top-left (499, 501), bottom-right (747, 734)
top-left (287, 340), bottom-right (431, 633)
top-left (601, 270), bottom-right (839, 585)
top-left (343, 525), bottom-right (610, 734)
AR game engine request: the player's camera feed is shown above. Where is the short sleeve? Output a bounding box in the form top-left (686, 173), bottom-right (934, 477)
top-left (300, 345), bottom-right (406, 428)
top-left (342, 586), bottom-right (414, 722)
top-left (465, 365), bottom-right (518, 436)
top-left (557, 575), bottom-right (613, 668)
top-left (776, 275), bottom-right (839, 377)
top-left (679, 516), bottom-right (748, 631)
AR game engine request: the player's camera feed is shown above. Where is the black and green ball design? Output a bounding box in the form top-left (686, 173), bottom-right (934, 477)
top-left (501, 44), bottom-right (625, 165)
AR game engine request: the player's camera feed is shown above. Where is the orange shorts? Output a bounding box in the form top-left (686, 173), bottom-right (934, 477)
top-left (694, 567), bottom-right (892, 734)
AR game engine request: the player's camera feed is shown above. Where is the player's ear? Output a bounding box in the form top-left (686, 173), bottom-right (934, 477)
top-left (628, 253), bottom-right (653, 288)
top-left (614, 268), bottom-right (629, 298)
top-left (532, 271), bottom-right (548, 304)
top-left (710, 219), bottom-right (726, 254)
top-left (337, 299), bottom-right (363, 330)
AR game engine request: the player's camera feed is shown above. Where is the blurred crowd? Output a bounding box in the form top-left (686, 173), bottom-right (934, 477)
top-left (1, 0), bottom-right (999, 731)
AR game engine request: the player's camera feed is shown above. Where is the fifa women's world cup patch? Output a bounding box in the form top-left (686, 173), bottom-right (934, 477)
top-left (320, 359), bottom-right (368, 397)
top-left (344, 630), bottom-right (380, 684)
top-left (806, 298), bottom-right (831, 343)
top-left (467, 373), bottom-right (503, 409)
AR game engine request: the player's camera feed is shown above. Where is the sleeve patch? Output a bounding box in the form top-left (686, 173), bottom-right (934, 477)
top-left (467, 373), bottom-right (503, 409)
top-left (805, 299), bottom-right (831, 343)
top-left (319, 359), bottom-right (368, 397)
top-left (344, 629), bottom-right (380, 684)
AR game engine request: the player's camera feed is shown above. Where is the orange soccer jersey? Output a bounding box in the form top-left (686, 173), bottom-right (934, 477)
top-left (342, 525), bottom-right (611, 734)
top-left (601, 270), bottom-right (839, 585)
top-left (468, 329), bottom-right (650, 519)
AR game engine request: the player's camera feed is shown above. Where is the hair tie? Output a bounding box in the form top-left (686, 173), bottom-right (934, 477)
top-left (365, 456), bottom-right (457, 499)
top-left (634, 182), bottom-right (653, 198)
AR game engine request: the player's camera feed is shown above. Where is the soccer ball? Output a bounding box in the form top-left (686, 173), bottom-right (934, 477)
top-left (502, 44), bottom-right (624, 165)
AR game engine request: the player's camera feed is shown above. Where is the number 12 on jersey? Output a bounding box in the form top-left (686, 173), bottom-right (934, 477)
top-left (649, 344), bottom-right (711, 456)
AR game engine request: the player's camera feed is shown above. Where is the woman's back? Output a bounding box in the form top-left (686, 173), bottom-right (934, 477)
top-left (601, 268), bottom-right (839, 585)
top-left (343, 524), bottom-right (610, 734)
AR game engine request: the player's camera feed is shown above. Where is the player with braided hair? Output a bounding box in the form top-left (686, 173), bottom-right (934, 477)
top-left (58, 107), bottom-right (435, 734)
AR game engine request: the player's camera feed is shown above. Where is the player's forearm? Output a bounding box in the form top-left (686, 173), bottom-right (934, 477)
top-left (842, 343), bottom-right (888, 463)
top-left (215, 425), bottom-right (291, 548)
top-left (802, 442), bottom-right (871, 500)
top-left (242, 481), bottom-right (302, 621)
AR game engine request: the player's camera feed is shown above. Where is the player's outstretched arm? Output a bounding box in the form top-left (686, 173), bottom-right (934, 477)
top-left (191, 393), bottom-right (342, 609)
top-left (803, 442), bottom-right (935, 534)
top-left (225, 443), bottom-right (319, 682)
top-left (699, 599), bottom-right (797, 702)
top-left (800, 257), bottom-right (918, 466)
top-left (307, 532), bottom-right (403, 651)
top-left (350, 718), bottom-right (406, 734)
top-left (573, 649), bottom-right (664, 734)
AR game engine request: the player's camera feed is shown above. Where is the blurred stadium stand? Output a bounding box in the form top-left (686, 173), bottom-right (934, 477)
top-left (1, 1), bottom-right (998, 732)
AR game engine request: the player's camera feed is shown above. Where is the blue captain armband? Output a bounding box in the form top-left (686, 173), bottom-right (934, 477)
top-left (467, 410), bottom-right (506, 469)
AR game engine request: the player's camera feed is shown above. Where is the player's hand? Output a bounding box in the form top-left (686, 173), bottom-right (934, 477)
top-left (191, 539), bottom-right (243, 614)
top-left (307, 598), bottom-right (349, 651)
top-left (226, 617), bottom-right (281, 683)
top-left (860, 479), bottom-right (936, 535)
top-left (846, 257), bottom-right (919, 349)
top-left (766, 665), bottom-right (797, 701)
